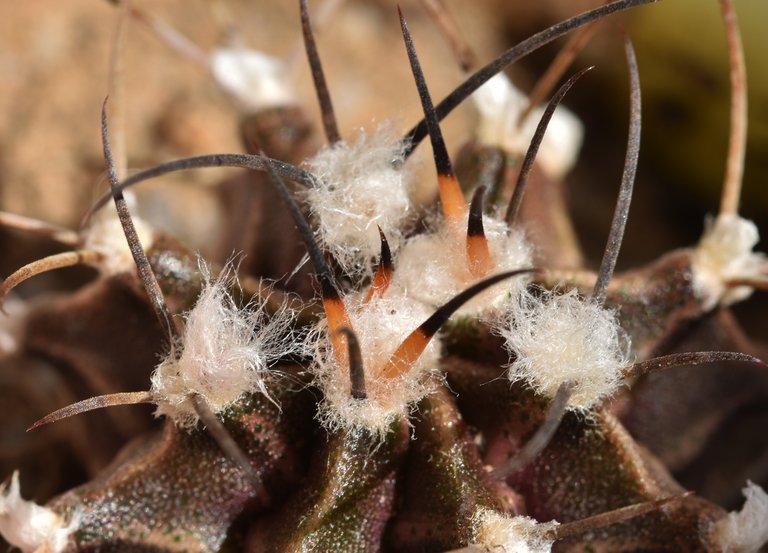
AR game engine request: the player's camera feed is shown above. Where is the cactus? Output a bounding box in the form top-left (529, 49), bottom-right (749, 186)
top-left (1, 1), bottom-right (768, 551)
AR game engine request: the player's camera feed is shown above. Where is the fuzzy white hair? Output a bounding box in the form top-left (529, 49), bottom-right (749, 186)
top-left (151, 269), bottom-right (299, 429)
top-left (393, 213), bottom-right (532, 315)
top-left (303, 124), bottom-right (415, 278)
top-left (0, 471), bottom-right (80, 553)
top-left (691, 214), bottom-right (767, 311)
top-left (311, 288), bottom-right (440, 440)
top-left (211, 48), bottom-right (297, 112)
top-left (711, 481), bottom-right (768, 553)
top-left (499, 289), bottom-right (631, 410)
top-left (471, 73), bottom-right (584, 180)
top-left (470, 508), bottom-right (558, 553)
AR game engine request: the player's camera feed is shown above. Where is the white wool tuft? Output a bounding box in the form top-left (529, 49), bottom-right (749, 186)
top-left (84, 194), bottom-right (155, 275)
top-left (691, 214), bottom-right (767, 311)
top-left (712, 481), bottom-right (768, 553)
top-left (394, 213), bottom-right (532, 315)
top-left (151, 270), bottom-right (299, 429)
top-left (311, 288), bottom-right (440, 440)
top-left (211, 48), bottom-right (297, 112)
top-left (499, 289), bottom-right (631, 409)
top-left (471, 508), bottom-right (557, 553)
top-left (471, 73), bottom-right (584, 179)
top-left (303, 125), bottom-right (415, 277)
top-left (0, 471), bottom-right (80, 553)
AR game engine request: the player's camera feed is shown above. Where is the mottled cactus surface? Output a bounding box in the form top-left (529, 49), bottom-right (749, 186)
top-left (1, 1), bottom-right (768, 552)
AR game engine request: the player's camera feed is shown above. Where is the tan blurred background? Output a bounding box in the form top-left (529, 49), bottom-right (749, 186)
top-left (1, 0), bottom-right (767, 323)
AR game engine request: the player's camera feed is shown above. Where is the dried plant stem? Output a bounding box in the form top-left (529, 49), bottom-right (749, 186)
top-left (518, 6), bottom-right (604, 125)
top-left (718, 0), bottom-right (747, 216)
top-left (0, 211), bottom-right (81, 246)
top-left (0, 250), bottom-right (104, 309)
top-left (127, 5), bottom-right (209, 69)
top-left (419, 0), bottom-right (477, 72)
top-left (108, 0), bottom-right (130, 181)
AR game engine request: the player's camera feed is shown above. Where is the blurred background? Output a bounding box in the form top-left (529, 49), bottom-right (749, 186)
top-left (1, 0), bottom-right (767, 303)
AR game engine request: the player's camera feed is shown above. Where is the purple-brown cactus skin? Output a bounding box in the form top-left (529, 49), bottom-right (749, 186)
top-left (49, 369), bottom-right (315, 551)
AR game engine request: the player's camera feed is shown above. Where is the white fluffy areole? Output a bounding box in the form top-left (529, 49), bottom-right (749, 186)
top-left (303, 125), bottom-right (415, 277)
top-left (84, 195), bottom-right (155, 276)
top-left (151, 274), bottom-right (298, 429)
top-left (711, 481), bottom-right (768, 553)
top-left (0, 472), bottom-right (80, 553)
top-left (211, 48), bottom-right (297, 112)
top-left (472, 73), bottom-right (584, 179)
top-left (499, 289), bottom-right (631, 409)
top-left (691, 214), bottom-right (767, 311)
top-left (471, 508), bottom-right (558, 553)
top-left (312, 288), bottom-right (440, 439)
top-left (394, 213), bottom-right (532, 315)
